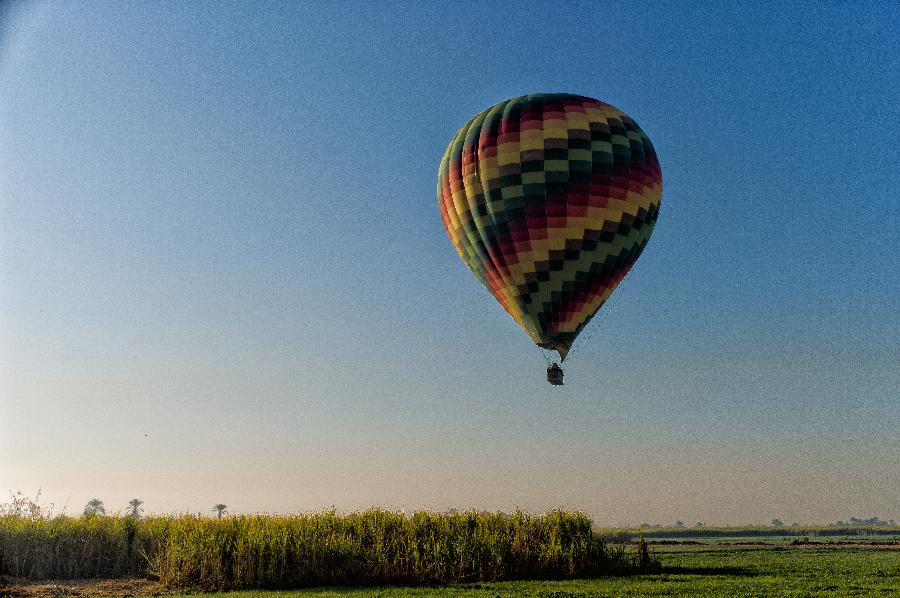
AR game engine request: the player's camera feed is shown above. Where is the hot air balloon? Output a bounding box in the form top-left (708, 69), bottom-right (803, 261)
top-left (436, 93), bottom-right (662, 384)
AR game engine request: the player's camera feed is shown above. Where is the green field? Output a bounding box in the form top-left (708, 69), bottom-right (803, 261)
top-left (154, 546), bottom-right (900, 597)
top-left (4, 513), bottom-right (899, 597)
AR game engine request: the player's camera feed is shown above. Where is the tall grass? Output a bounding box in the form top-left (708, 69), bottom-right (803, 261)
top-left (0, 509), bottom-right (651, 590)
top-left (0, 513), bottom-right (159, 579)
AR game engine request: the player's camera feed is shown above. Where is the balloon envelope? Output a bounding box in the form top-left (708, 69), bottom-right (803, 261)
top-left (437, 93), bottom-right (662, 360)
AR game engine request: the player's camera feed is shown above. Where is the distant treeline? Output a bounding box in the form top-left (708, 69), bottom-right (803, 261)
top-left (597, 526), bottom-right (900, 542)
top-left (839, 517), bottom-right (895, 526)
top-left (0, 510), bottom-right (654, 590)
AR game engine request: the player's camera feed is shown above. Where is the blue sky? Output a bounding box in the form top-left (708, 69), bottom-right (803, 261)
top-left (1, 1), bottom-right (898, 524)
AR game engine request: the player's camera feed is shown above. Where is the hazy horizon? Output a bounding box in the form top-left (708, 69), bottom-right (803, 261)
top-left (8, 488), bottom-right (899, 530)
top-left (2, 1), bottom-right (898, 527)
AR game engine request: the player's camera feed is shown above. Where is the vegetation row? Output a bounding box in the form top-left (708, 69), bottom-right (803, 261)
top-left (596, 525), bottom-right (900, 543)
top-left (0, 509), bottom-right (653, 590)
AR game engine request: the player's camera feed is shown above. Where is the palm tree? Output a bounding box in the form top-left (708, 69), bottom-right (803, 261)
top-left (212, 504), bottom-right (227, 519)
top-left (83, 498), bottom-right (106, 516)
top-left (127, 498), bottom-right (144, 518)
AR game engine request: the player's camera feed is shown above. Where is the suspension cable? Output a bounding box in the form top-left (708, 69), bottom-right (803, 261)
top-left (565, 273), bottom-right (632, 362)
top-left (538, 346), bottom-right (552, 365)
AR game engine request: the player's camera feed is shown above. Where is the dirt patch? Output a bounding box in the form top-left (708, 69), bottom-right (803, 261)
top-left (0, 578), bottom-right (165, 597)
top-left (641, 539), bottom-right (900, 549)
top-left (786, 541), bottom-right (900, 550)
top-left (647, 539), bottom-right (703, 545)
top-left (791, 540), bottom-right (900, 550)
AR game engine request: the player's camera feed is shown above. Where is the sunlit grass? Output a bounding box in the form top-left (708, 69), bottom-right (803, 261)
top-left (0, 509), bottom-right (649, 590)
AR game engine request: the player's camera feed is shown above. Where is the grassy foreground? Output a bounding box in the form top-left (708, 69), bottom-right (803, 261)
top-left (152, 545), bottom-right (900, 597)
top-left (0, 509), bottom-right (648, 590)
